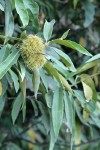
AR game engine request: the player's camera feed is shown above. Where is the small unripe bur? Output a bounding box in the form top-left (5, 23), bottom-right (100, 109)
top-left (20, 35), bottom-right (46, 70)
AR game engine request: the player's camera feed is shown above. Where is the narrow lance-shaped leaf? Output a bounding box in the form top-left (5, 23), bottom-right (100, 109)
top-left (0, 82), bottom-right (2, 96)
top-left (0, 49), bottom-right (20, 79)
top-left (9, 69), bottom-right (19, 93)
top-left (60, 29), bottom-right (70, 40)
top-left (64, 91), bottom-right (73, 133)
top-left (86, 54), bottom-right (100, 63)
top-left (32, 68), bottom-right (40, 99)
top-left (20, 78), bottom-right (26, 122)
top-left (11, 93), bottom-right (22, 124)
top-left (50, 39), bottom-right (92, 56)
top-left (52, 88), bottom-right (64, 137)
top-left (44, 62), bottom-right (63, 86)
top-left (40, 68), bottom-right (48, 91)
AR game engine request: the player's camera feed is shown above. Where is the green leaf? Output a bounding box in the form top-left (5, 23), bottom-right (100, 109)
top-left (31, 99), bottom-right (38, 116)
top-left (20, 78), bottom-right (26, 122)
top-left (82, 81), bottom-right (93, 101)
top-left (44, 62), bottom-right (62, 86)
top-left (40, 68), bottom-right (48, 91)
top-left (58, 74), bottom-right (72, 93)
top-left (11, 93), bottom-right (22, 124)
top-left (86, 54), bottom-right (100, 63)
top-left (6, 143), bottom-right (21, 150)
top-left (49, 55), bottom-right (67, 70)
top-left (67, 59), bottom-right (100, 78)
top-left (50, 47), bottom-right (76, 72)
top-left (80, 74), bottom-right (97, 101)
top-left (5, 0), bottom-right (14, 37)
top-left (9, 69), bottom-right (19, 93)
top-left (45, 91), bottom-right (53, 108)
top-left (23, 0), bottom-right (39, 14)
top-left (64, 91), bottom-right (73, 133)
top-left (50, 39), bottom-right (92, 56)
top-left (49, 122), bottom-right (57, 150)
top-left (19, 62), bottom-right (26, 81)
top-left (0, 95), bottom-right (6, 117)
top-left (0, 2), bottom-right (4, 11)
top-left (0, 46), bottom-right (7, 63)
top-left (83, 1), bottom-right (96, 27)
top-left (61, 29), bottom-right (70, 39)
top-left (74, 90), bottom-right (85, 107)
top-left (0, 49), bottom-right (20, 79)
top-left (32, 68), bottom-right (40, 99)
top-left (43, 20), bottom-right (55, 42)
top-left (52, 88), bottom-right (64, 137)
top-left (15, 0), bottom-right (29, 26)
top-left (73, 0), bottom-right (79, 8)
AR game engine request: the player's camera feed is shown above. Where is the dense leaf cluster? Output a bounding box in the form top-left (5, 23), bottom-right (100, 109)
top-left (0, 0), bottom-right (100, 150)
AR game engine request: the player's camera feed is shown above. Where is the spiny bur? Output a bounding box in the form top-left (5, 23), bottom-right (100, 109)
top-left (20, 35), bottom-right (46, 70)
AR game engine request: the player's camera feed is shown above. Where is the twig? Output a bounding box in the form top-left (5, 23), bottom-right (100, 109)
top-left (71, 72), bottom-right (100, 87)
top-left (0, 35), bottom-right (22, 41)
top-left (16, 136), bottom-right (100, 148)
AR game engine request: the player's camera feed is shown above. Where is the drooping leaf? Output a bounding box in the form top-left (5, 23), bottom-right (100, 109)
top-left (74, 90), bottom-right (85, 107)
top-left (50, 39), bottom-right (92, 56)
top-left (0, 46), bottom-right (7, 63)
top-left (80, 74), bottom-right (97, 101)
top-left (38, 101), bottom-right (50, 134)
top-left (49, 122), bottom-right (57, 150)
top-left (40, 68), bottom-right (48, 91)
top-left (18, 62), bottom-right (26, 81)
top-left (31, 99), bottom-right (38, 116)
top-left (43, 20), bottom-right (55, 42)
top-left (45, 91), bottom-right (53, 108)
top-left (0, 95), bottom-right (6, 117)
top-left (0, 49), bottom-right (20, 79)
top-left (15, 0), bottom-right (29, 26)
top-left (0, 82), bottom-right (2, 96)
top-left (32, 68), bottom-right (40, 99)
top-left (81, 81), bottom-right (93, 101)
top-left (23, 0), bottom-right (39, 15)
top-left (58, 74), bottom-right (72, 93)
top-left (83, 1), bottom-right (96, 27)
top-left (11, 93), bottom-right (22, 124)
top-left (64, 91), bottom-right (73, 133)
top-left (44, 62), bottom-right (62, 86)
top-left (20, 78), bottom-right (26, 122)
top-left (5, 0), bottom-right (14, 37)
top-left (9, 69), bottom-right (19, 93)
top-left (52, 88), bottom-right (64, 137)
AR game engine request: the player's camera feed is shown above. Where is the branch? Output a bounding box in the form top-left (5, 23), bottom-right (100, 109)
top-left (71, 72), bottom-right (100, 87)
top-left (16, 136), bottom-right (100, 148)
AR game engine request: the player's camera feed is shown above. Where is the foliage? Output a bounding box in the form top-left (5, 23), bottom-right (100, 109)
top-left (0, 0), bottom-right (100, 150)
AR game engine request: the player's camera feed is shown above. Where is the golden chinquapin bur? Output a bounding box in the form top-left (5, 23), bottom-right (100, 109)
top-left (20, 34), bottom-right (46, 70)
